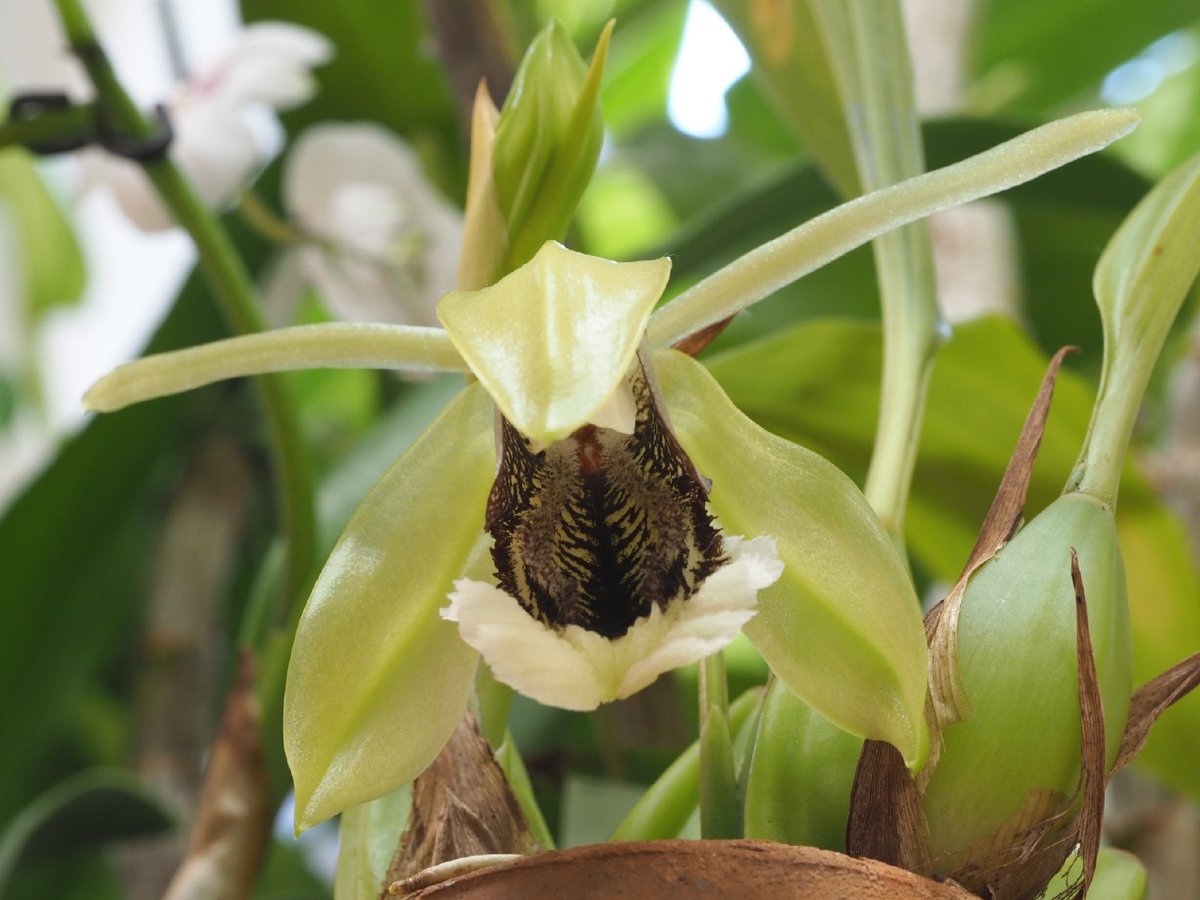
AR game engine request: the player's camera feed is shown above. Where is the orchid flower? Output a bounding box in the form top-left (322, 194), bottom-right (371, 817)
top-left (281, 123), bottom-right (463, 326)
top-left (83, 107), bottom-right (1139, 830)
top-left (83, 21), bottom-right (332, 231)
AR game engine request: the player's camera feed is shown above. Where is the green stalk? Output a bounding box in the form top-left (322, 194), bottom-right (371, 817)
top-left (52, 0), bottom-right (317, 610)
top-left (698, 652), bottom-right (739, 839)
top-left (0, 104), bottom-right (95, 152)
top-left (810, 1), bottom-right (941, 544)
top-left (1067, 340), bottom-right (1149, 506)
top-left (613, 688), bottom-right (762, 841)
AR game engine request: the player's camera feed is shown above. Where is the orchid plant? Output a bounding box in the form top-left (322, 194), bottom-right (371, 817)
top-left (4, 2), bottom-right (1200, 900)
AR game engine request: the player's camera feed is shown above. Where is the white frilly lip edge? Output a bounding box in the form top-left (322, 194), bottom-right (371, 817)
top-left (440, 534), bottom-right (783, 711)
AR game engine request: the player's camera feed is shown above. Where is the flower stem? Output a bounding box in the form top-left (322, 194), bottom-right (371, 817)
top-left (698, 652), bottom-right (740, 839)
top-left (811, 1), bottom-right (942, 544)
top-left (0, 104), bottom-right (94, 151)
top-left (52, 0), bottom-right (317, 609)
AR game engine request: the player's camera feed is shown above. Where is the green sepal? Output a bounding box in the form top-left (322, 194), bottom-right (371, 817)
top-left (921, 492), bottom-right (1132, 878)
top-left (656, 349), bottom-right (929, 769)
top-left (438, 241), bottom-right (671, 445)
top-left (492, 19), bottom-right (611, 271)
top-left (285, 383), bottom-right (495, 831)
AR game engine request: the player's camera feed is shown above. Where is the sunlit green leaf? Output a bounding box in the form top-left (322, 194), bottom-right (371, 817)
top-left (0, 149), bottom-right (85, 323)
top-left (285, 383), bottom-right (494, 830)
top-left (658, 350), bottom-right (929, 768)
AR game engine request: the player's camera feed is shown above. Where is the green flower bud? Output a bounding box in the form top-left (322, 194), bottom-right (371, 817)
top-left (492, 20), bottom-right (610, 272)
top-left (921, 491), bottom-right (1132, 890)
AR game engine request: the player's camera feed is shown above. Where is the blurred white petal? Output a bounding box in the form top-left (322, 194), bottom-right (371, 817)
top-left (82, 102), bottom-right (260, 231)
top-left (284, 123), bottom-right (463, 325)
top-left (202, 22), bottom-right (332, 109)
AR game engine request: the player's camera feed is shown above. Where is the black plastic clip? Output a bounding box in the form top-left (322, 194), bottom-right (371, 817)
top-left (95, 103), bottom-right (174, 163)
top-left (7, 92), bottom-right (93, 155)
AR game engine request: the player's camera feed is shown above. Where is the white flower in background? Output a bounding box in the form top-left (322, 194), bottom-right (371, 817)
top-left (282, 123), bottom-right (463, 326)
top-left (84, 21), bottom-right (332, 231)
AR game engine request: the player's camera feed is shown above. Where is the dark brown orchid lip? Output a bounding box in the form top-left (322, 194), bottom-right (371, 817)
top-left (485, 355), bottom-right (727, 639)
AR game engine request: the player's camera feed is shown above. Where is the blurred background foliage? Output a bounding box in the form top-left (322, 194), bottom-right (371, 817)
top-left (2, 0), bottom-right (1200, 897)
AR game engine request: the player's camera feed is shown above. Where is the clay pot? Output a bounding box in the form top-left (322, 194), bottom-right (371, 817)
top-left (399, 839), bottom-right (976, 898)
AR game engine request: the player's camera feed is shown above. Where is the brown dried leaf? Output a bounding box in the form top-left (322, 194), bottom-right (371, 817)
top-left (383, 711), bottom-right (542, 896)
top-left (846, 739), bottom-right (932, 875)
top-left (1067, 549), bottom-right (1107, 900)
top-left (960, 788), bottom-right (1074, 900)
top-left (161, 651), bottom-right (271, 900)
top-left (927, 346), bottom-right (1077, 726)
top-left (1114, 648), bottom-right (1200, 775)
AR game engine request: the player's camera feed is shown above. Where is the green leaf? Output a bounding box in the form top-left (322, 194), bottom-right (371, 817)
top-left (657, 350), bottom-right (929, 768)
top-left (437, 241), bottom-right (670, 444)
top-left (743, 678), bottom-right (861, 851)
top-left (285, 382), bottom-right (494, 830)
top-left (1117, 502), bottom-right (1200, 796)
top-left (0, 769), bottom-right (175, 893)
top-left (0, 149), bottom-right (85, 322)
top-left (1041, 847), bottom-right (1148, 900)
top-left (600, 0), bottom-right (688, 137)
top-left (0, 276), bottom-right (227, 823)
top-left (972, 0), bottom-right (1200, 112)
top-left (333, 786), bottom-right (410, 900)
top-left (1073, 149), bottom-right (1200, 504)
top-left (241, 0), bottom-right (458, 141)
top-left (709, 0), bottom-right (859, 196)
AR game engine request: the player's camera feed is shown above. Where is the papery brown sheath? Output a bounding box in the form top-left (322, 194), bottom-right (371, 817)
top-left (486, 354), bottom-right (728, 639)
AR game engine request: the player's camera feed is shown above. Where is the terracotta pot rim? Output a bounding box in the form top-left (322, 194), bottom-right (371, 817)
top-left (400, 838), bottom-right (977, 898)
